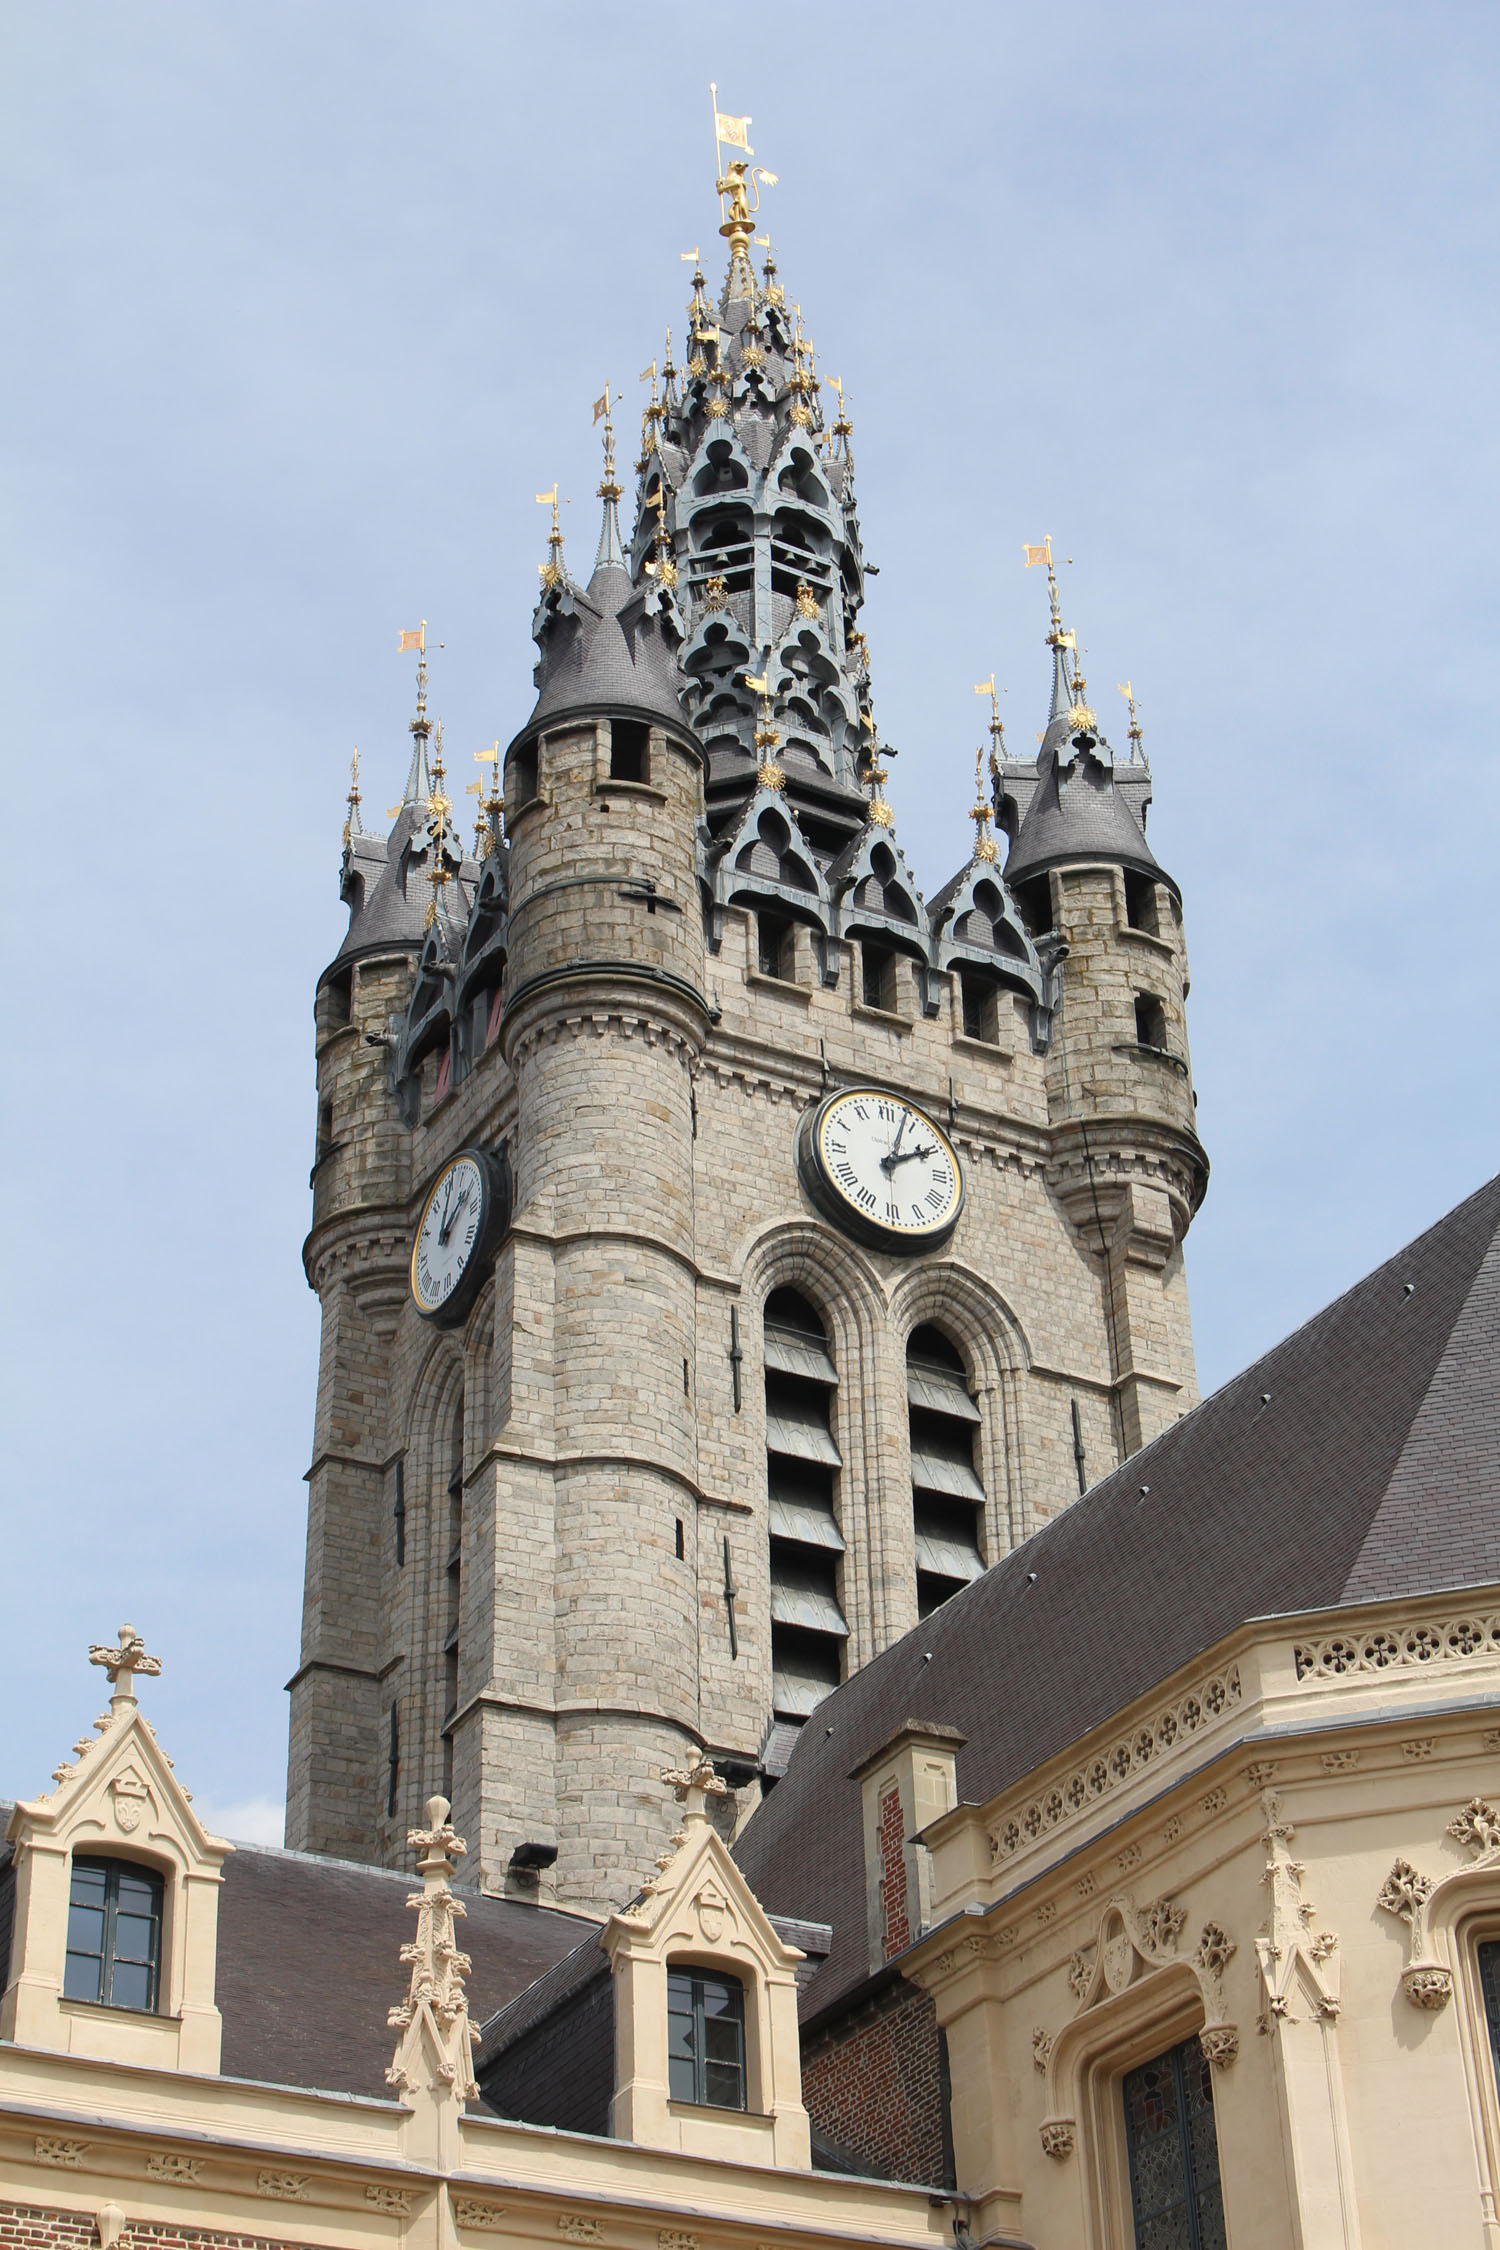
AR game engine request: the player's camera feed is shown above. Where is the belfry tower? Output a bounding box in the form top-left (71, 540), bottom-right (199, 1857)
top-left (287, 156), bottom-right (1208, 1913)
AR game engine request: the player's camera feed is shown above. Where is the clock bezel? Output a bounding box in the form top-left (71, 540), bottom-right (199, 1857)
top-left (409, 1143), bottom-right (512, 1327)
top-left (795, 1084), bottom-right (964, 1254)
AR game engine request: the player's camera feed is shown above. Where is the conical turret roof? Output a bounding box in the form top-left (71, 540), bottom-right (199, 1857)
top-left (510, 479), bottom-right (697, 757)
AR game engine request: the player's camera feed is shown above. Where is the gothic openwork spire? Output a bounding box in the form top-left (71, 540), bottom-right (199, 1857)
top-left (386, 1794), bottom-right (480, 2103)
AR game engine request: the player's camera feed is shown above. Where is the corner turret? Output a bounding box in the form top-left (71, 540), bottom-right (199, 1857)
top-left (996, 542), bottom-right (1206, 1453)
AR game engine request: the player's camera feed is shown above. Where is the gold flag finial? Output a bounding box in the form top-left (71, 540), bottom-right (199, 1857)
top-left (711, 81), bottom-right (775, 269)
top-left (974, 673), bottom-right (1007, 769)
top-left (343, 745), bottom-right (363, 847)
top-left (536, 484), bottom-right (567, 587)
top-left (1117, 680), bottom-right (1144, 761)
top-left (469, 740), bottom-right (503, 857)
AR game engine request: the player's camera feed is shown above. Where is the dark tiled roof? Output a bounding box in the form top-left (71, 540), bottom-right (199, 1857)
top-left (1004, 738), bottom-right (1167, 892)
top-left (519, 561), bottom-right (693, 747)
top-left (215, 1844), bottom-right (596, 2098)
top-left (734, 1173), bottom-right (1500, 2028)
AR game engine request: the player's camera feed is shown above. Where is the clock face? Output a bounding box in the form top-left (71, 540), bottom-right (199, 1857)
top-left (411, 1153), bottom-right (489, 1321)
top-left (798, 1087), bottom-right (964, 1250)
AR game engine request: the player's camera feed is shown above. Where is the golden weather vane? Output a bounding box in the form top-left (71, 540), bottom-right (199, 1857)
top-left (467, 741), bottom-right (503, 857)
top-left (1117, 680), bottom-right (1144, 760)
top-left (710, 83), bottom-right (777, 267)
top-left (974, 672), bottom-right (1008, 782)
top-left (343, 746), bottom-right (362, 845)
top-left (536, 484), bottom-right (569, 586)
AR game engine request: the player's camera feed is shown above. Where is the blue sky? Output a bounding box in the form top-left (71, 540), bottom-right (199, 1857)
top-left (4, 1), bottom-right (1497, 1837)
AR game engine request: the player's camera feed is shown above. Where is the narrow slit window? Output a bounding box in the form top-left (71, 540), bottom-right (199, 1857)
top-left (1134, 992), bottom-right (1167, 1050)
top-left (958, 971), bottom-right (997, 1043)
top-left (757, 911), bottom-right (793, 980)
top-left (609, 718), bottom-right (649, 782)
top-left (861, 942), bottom-right (895, 1010)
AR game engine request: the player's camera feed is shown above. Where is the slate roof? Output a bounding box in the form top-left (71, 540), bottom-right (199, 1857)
top-left (1004, 735), bottom-right (1168, 893)
top-left (212, 1842), bottom-right (595, 2098)
top-left (517, 559), bottom-right (695, 750)
top-left (733, 1172), bottom-right (1500, 2029)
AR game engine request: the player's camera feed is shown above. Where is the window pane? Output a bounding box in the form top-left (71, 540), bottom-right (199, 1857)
top-left (700, 1977), bottom-right (737, 2017)
top-left (63, 1950), bottom-right (103, 2003)
top-left (108, 1959), bottom-right (152, 2011)
top-left (115, 1871), bottom-right (156, 1913)
top-left (704, 2012), bottom-right (743, 2062)
top-left (668, 2054), bottom-right (697, 2103)
top-left (70, 1861), bottom-right (107, 1905)
top-left (112, 1911), bottom-right (156, 1966)
top-left (705, 2059), bottom-right (744, 2108)
top-left (67, 1901), bottom-right (106, 1955)
top-left (668, 2009), bottom-right (695, 2060)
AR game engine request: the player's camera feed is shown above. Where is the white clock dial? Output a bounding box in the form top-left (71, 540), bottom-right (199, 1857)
top-left (802, 1088), bottom-right (964, 1248)
top-left (411, 1154), bottom-right (487, 1317)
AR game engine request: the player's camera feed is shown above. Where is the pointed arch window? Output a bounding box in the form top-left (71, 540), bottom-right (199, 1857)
top-left (763, 1288), bottom-right (847, 1722)
top-left (906, 1325), bottom-right (984, 1618)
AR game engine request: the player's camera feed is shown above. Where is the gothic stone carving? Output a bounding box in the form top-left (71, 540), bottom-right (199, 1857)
top-left (1040, 2118), bottom-right (1076, 2159)
top-left (1255, 1792), bottom-right (1340, 2025)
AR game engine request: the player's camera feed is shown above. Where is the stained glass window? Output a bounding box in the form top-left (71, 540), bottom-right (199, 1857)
top-left (1121, 2032), bottom-right (1227, 2250)
top-left (63, 1856), bottom-right (162, 2012)
top-left (666, 1968), bottom-right (746, 2109)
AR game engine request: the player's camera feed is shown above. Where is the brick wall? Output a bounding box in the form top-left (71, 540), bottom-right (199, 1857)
top-left (800, 1979), bottom-right (950, 2187)
top-left (875, 1783), bottom-right (911, 1957)
top-left (0, 2207), bottom-right (318, 2250)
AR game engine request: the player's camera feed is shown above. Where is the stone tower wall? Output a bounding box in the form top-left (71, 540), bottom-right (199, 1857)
top-left (288, 771), bottom-right (1207, 1910)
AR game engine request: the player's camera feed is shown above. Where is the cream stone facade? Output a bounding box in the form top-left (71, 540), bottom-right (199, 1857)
top-left (904, 1590), bottom-right (1500, 2247)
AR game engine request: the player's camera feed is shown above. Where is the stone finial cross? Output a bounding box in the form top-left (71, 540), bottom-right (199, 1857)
top-left (89, 1624), bottom-right (162, 1709)
top-left (660, 1758), bottom-right (727, 1823)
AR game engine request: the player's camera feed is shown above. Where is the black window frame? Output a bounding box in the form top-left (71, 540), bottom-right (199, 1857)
top-left (1121, 2030), bottom-right (1227, 2250)
top-left (63, 1854), bottom-right (164, 2014)
top-left (666, 1965), bottom-right (748, 2110)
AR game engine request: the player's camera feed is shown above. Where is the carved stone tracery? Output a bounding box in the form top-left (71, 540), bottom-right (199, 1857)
top-left (1373, 1796), bottom-right (1500, 2013)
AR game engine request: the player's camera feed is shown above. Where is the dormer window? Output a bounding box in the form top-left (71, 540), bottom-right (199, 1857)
top-left (667, 1966), bottom-right (746, 2109)
top-left (64, 1856), bottom-right (162, 2013)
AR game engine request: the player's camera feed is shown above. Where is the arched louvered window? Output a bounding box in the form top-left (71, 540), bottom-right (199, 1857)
top-left (906, 1325), bottom-right (985, 1618)
top-left (763, 1289), bottom-right (847, 1724)
top-left (441, 1390), bottom-right (464, 1798)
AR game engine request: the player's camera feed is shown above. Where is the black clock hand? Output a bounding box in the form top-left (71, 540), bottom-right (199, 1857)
top-left (881, 1111), bottom-right (911, 1174)
top-left (887, 1144), bottom-right (934, 1170)
top-left (439, 1185), bottom-right (471, 1245)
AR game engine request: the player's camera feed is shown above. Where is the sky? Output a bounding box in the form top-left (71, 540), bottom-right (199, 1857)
top-left (3, 1), bottom-right (1497, 1840)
